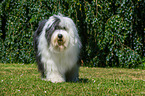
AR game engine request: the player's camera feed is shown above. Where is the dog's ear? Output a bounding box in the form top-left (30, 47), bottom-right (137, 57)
top-left (35, 19), bottom-right (48, 36)
top-left (34, 19), bottom-right (48, 49)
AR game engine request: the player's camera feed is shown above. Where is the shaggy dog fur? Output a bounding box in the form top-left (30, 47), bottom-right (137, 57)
top-left (33, 14), bottom-right (81, 83)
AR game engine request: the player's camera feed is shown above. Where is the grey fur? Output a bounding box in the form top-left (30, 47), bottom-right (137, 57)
top-left (33, 19), bottom-right (47, 78)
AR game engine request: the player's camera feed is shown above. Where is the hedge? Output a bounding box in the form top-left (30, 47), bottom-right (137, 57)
top-left (1, 0), bottom-right (144, 68)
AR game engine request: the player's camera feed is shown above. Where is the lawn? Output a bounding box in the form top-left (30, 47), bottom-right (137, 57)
top-left (0, 64), bottom-right (145, 95)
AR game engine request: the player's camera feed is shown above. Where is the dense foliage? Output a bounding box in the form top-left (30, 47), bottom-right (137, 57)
top-left (1, 0), bottom-right (144, 68)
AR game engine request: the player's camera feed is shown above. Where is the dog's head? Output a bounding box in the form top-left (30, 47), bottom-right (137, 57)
top-left (42, 14), bottom-right (80, 52)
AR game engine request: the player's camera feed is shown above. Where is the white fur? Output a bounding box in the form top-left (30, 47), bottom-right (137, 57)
top-left (38, 15), bottom-right (81, 83)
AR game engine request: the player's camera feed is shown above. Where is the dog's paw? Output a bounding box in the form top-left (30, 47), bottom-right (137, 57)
top-left (46, 73), bottom-right (65, 83)
top-left (51, 79), bottom-right (65, 83)
top-left (47, 77), bottom-right (65, 83)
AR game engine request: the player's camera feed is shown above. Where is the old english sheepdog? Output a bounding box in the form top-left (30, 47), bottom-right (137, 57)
top-left (33, 14), bottom-right (82, 83)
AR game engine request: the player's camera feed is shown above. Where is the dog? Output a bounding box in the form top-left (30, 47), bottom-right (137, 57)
top-left (33, 14), bottom-right (82, 83)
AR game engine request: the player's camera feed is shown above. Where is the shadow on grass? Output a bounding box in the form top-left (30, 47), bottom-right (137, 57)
top-left (66, 78), bottom-right (89, 83)
top-left (78, 78), bottom-right (89, 83)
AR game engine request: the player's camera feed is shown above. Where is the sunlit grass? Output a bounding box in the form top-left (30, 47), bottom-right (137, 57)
top-left (0, 64), bottom-right (145, 95)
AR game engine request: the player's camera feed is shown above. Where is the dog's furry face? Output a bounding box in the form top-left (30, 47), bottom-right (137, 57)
top-left (51, 29), bottom-right (70, 52)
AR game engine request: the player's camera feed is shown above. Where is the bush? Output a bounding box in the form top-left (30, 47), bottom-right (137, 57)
top-left (0, 0), bottom-right (144, 68)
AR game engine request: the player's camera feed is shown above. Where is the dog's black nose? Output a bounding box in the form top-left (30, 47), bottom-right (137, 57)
top-left (58, 34), bottom-right (63, 38)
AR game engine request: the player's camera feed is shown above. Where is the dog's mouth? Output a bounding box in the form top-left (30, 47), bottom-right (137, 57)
top-left (58, 39), bottom-right (63, 42)
top-left (57, 39), bottom-right (65, 45)
top-left (54, 38), bottom-right (68, 52)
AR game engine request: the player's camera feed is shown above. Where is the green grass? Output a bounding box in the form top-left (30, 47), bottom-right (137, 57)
top-left (0, 64), bottom-right (145, 95)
